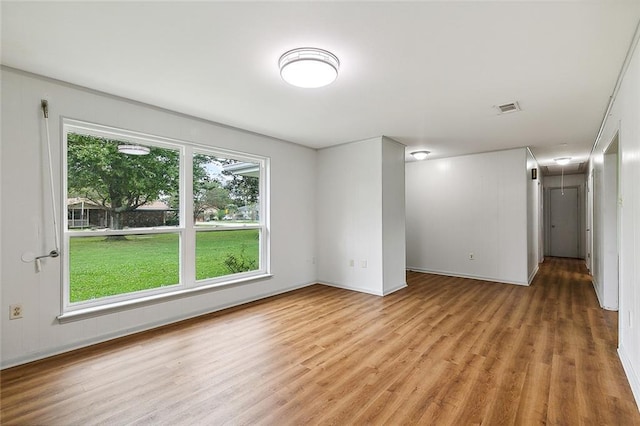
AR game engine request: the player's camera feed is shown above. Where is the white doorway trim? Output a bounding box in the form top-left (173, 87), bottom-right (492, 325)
top-left (601, 132), bottom-right (619, 311)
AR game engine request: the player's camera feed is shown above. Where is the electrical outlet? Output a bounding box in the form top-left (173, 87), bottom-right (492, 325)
top-left (9, 304), bottom-right (23, 320)
top-left (349, 259), bottom-right (354, 267)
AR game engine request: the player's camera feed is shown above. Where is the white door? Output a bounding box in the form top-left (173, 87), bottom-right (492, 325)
top-left (550, 187), bottom-right (579, 258)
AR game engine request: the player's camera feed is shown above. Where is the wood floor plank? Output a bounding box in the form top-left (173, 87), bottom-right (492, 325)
top-left (2, 257), bottom-right (640, 425)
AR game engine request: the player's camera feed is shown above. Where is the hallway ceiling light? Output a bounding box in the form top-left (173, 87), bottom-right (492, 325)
top-left (411, 150), bottom-right (431, 160)
top-left (118, 144), bottom-right (150, 155)
top-left (279, 48), bottom-right (340, 88)
top-left (554, 157), bottom-right (571, 165)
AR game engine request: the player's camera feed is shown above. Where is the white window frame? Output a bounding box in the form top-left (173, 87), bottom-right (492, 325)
top-left (190, 149), bottom-right (268, 285)
top-left (60, 119), bottom-right (270, 318)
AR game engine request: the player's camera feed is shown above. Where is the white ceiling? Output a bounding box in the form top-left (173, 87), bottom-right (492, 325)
top-left (2, 1), bottom-right (639, 174)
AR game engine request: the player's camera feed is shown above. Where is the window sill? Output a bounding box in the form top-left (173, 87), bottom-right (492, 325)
top-left (57, 273), bottom-right (273, 323)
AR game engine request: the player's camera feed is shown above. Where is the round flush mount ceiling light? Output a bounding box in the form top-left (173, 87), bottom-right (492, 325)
top-left (279, 48), bottom-right (340, 88)
top-left (411, 150), bottom-right (431, 160)
top-left (554, 157), bottom-right (571, 165)
top-left (118, 144), bottom-right (150, 155)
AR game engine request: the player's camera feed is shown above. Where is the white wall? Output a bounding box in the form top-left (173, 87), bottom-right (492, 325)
top-left (586, 168), bottom-right (594, 272)
top-left (589, 143), bottom-right (619, 311)
top-left (406, 148), bottom-right (530, 285)
top-left (589, 30), bottom-right (640, 407)
top-left (542, 173), bottom-right (587, 259)
top-left (381, 137), bottom-right (406, 295)
top-left (601, 147), bottom-right (619, 310)
top-left (316, 137), bottom-right (406, 295)
top-left (1, 68), bottom-right (318, 368)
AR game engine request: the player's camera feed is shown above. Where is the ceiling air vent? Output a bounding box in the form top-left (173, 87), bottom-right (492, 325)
top-left (496, 102), bottom-right (520, 114)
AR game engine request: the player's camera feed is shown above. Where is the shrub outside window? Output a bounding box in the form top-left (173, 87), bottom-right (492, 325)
top-left (62, 119), bottom-right (269, 313)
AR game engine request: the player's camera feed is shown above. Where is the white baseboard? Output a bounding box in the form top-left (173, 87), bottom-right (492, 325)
top-left (1, 280), bottom-right (317, 370)
top-left (317, 281), bottom-right (407, 296)
top-left (406, 266), bottom-right (529, 286)
top-left (383, 282), bottom-right (408, 295)
top-left (528, 264), bottom-right (540, 284)
top-left (619, 345), bottom-right (640, 412)
top-left (591, 276), bottom-right (605, 309)
top-left (318, 280), bottom-right (384, 296)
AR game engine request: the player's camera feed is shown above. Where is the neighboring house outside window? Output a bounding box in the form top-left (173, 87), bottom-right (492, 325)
top-left (67, 198), bottom-right (175, 229)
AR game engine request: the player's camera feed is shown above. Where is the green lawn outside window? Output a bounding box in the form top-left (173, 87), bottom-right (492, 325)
top-left (69, 229), bottom-right (259, 303)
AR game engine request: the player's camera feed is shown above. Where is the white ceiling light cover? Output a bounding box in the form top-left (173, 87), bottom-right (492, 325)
top-left (279, 48), bottom-right (340, 88)
top-left (118, 144), bottom-right (150, 155)
top-left (411, 150), bottom-right (430, 160)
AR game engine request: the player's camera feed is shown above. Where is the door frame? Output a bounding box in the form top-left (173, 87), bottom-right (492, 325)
top-left (602, 132), bottom-right (620, 310)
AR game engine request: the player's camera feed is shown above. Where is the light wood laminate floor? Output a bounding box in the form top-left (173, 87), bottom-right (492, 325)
top-left (2, 257), bottom-right (639, 424)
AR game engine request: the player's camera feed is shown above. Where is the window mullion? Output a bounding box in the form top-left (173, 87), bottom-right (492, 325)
top-left (183, 145), bottom-right (196, 286)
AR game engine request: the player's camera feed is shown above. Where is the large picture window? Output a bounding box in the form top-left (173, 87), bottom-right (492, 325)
top-left (62, 120), bottom-right (269, 314)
